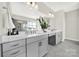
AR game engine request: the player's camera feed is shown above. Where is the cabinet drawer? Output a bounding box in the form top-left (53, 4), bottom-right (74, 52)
top-left (27, 36), bottom-right (38, 44)
top-left (3, 39), bottom-right (25, 52)
top-left (38, 34), bottom-right (48, 40)
top-left (3, 46), bottom-right (26, 57)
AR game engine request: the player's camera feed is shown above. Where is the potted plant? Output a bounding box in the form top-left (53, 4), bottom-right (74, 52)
top-left (38, 17), bottom-right (49, 32)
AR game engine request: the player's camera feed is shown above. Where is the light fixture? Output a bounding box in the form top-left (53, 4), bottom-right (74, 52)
top-left (27, 2), bottom-right (30, 5)
top-left (49, 12), bottom-right (54, 17)
top-left (26, 2), bottom-right (38, 9)
top-left (49, 13), bottom-right (51, 16)
top-left (51, 14), bottom-right (54, 17)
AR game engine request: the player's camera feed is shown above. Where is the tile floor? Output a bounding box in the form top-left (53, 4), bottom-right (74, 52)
top-left (46, 39), bottom-right (79, 57)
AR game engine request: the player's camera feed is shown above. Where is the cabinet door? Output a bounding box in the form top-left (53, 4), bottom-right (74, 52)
top-left (27, 42), bottom-right (39, 57)
top-left (39, 38), bottom-right (48, 57)
top-left (56, 32), bottom-right (62, 44)
top-left (3, 39), bottom-right (25, 52)
top-left (3, 46), bottom-right (26, 57)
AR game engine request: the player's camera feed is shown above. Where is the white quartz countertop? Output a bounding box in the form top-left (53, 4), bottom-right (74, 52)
top-left (0, 30), bottom-right (62, 44)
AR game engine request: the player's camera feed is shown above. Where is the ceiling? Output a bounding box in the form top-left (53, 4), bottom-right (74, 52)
top-left (44, 2), bottom-right (79, 12)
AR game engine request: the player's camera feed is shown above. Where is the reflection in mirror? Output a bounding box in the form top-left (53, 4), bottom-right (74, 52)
top-left (12, 15), bottom-right (51, 34)
top-left (12, 17), bottom-right (38, 34)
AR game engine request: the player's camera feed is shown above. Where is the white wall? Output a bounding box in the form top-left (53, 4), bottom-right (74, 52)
top-left (0, 13), bottom-right (3, 34)
top-left (0, 3), bottom-right (9, 34)
top-left (48, 17), bottom-right (56, 29)
top-left (65, 9), bottom-right (78, 41)
top-left (55, 11), bottom-right (65, 41)
top-left (47, 11), bottom-right (65, 41)
top-left (37, 2), bottom-right (54, 15)
top-left (10, 2), bottom-right (47, 19)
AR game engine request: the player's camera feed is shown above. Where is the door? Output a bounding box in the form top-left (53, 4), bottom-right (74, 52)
top-left (27, 42), bottom-right (39, 57)
top-left (39, 38), bottom-right (48, 57)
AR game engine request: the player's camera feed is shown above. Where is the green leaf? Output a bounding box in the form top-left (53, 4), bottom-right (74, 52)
top-left (39, 17), bottom-right (49, 29)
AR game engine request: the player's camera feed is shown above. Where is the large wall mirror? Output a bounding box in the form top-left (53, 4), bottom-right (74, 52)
top-left (12, 16), bottom-right (42, 34)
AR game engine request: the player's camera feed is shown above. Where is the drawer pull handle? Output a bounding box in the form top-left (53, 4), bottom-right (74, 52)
top-left (39, 42), bottom-right (42, 46)
top-left (10, 50), bottom-right (20, 55)
top-left (11, 44), bottom-right (19, 47)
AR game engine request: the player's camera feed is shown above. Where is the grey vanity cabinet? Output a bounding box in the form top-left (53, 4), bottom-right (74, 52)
top-left (2, 39), bottom-right (26, 57)
top-left (27, 34), bottom-right (48, 57)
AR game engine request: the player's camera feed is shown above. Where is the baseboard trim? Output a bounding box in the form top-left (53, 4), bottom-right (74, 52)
top-left (65, 37), bottom-right (79, 41)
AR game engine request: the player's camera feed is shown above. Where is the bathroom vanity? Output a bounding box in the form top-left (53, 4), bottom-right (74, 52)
top-left (0, 30), bottom-right (62, 57)
top-left (0, 33), bottom-right (48, 57)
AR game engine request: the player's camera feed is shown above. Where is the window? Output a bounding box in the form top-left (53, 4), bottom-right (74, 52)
top-left (26, 22), bottom-right (36, 29)
top-left (22, 21), bottom-right (37, 31)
